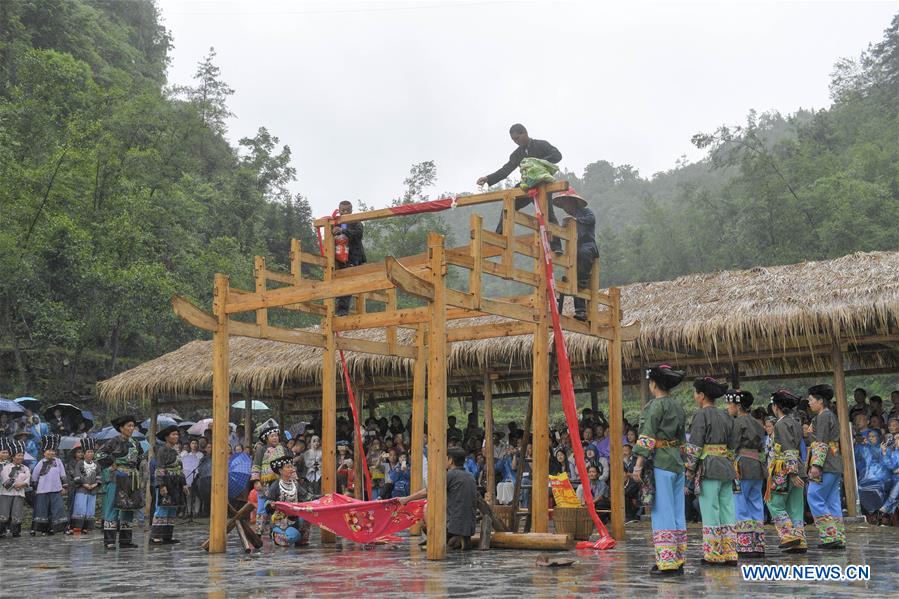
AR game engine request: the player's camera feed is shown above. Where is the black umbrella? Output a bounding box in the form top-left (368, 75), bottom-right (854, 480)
top-left (43, 403), bottom-right (83, 433)
top-left (15, 397), bottom-right (41, 412)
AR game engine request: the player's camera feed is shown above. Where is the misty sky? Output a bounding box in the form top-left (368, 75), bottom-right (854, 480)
top-left (157, 0), bottom-right (896, 217)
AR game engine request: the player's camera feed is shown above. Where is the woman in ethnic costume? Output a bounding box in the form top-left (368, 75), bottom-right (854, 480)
top-left (31, 434), bottom-right (69, 535)
top-left (151, 424), bottom-right (189, 545)
top-left (684, 377), bottom-right (738, 566)
top-left (725, 389), bottom-right (767, 558)
top-left (96, 415), bottom-right (144, 550)
top-left (70, 437), bottom-right (100, 534)
top-left (632, 364), bottom-right (687, 576)
top-left (265, 455), bottom-right (314, 547)
top-left (764, 390), bottom-right (807, 553)
top-left (252, 424), bottom-right (291, 534)
top-left (0, 440), bottom-right (31, 537)
top-left (806, 384), bottom-right (846, 549)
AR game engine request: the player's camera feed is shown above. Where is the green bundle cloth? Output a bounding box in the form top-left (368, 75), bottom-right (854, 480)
top-left (518, 157), bottom-right (559, 190)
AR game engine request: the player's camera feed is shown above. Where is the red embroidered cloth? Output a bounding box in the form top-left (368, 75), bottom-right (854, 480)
top-left (272, 493), bottom-right (426, 543)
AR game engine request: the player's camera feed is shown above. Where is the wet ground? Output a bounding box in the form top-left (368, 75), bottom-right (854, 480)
top-left (1, 520), bottom-right (895, 598)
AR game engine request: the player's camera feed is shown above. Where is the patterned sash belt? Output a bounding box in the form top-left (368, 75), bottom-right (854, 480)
top-left (700, 444), bottom-right (730, 459)
top-left (738, 449), bottom-right (760, 460)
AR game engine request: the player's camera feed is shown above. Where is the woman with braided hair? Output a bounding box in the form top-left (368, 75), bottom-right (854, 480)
top-left (725, 389), bottom-right (767, 558)
top-left (806, 384), bottom-right (846, 549)
top-left (764, 389), bottom-right (808, 553)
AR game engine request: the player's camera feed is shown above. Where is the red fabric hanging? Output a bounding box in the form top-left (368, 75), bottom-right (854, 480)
top-left (529, 189), bottom-right (616, 550)
top-left (387, 197), bottom-right (456, 215)
top-left (272, 493), bottom-right (426, 544)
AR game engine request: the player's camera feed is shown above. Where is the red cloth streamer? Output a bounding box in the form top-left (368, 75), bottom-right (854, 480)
top-left (312, 219), bottom-right (373, 500)
top-left (529, 189), bottom-right (616, 551)
top-left (272, 494), bottom-right (426, 544)
top-left (387, 197), bottom-right (456, 215)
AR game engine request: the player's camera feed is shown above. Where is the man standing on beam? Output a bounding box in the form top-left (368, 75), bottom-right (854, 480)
top-left (476, 123), bottom-right (563, 253)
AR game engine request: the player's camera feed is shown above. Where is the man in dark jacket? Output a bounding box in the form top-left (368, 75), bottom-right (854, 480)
top-left (477, 123), bottom-right (563, 252)
top-left (334, 200), bottom-right (366, 316)
top-left (552, 189), bottom-right (598, 320)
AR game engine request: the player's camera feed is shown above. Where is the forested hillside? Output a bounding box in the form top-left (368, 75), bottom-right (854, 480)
top-left (1, 2), bottom-right (896, 402)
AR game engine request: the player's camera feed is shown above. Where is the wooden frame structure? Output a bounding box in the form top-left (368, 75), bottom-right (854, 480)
top-left (175, 181), bottom-right (639, 558)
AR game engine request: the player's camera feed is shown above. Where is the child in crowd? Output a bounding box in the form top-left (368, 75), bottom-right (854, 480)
top-left (0, 440), bottom-right (31, 537)
top-left (70, 438), bottom-right (100, 534)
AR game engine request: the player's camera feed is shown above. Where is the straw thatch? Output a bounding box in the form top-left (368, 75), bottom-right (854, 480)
top-left (98, 250), bottom-right (899, 406)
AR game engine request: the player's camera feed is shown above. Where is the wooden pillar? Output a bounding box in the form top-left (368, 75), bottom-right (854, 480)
top-left (607, 287), bottom-right (625, 540)
top-left (426, 233), bottom-right (447, 561)
top-left (243, 396), bottom-right (252, 450)
top-left (730, 362), bottom-right (740, 389)
top-left (639, 363), bottom-right (648, 414)
top-left (589, 375), bottom-right (599, 414)
top-left (470, 389), bottom-right (478, 425)
top-left (831, 335), bottom-right (859, 517)
top-left (144, 395), bottom-right (158, 545)
top-left (321, 224), bottom-right (337, 543)
top-left (483, 372), bottom-right (495, 506)
top-left (530, 184), bottom-right (550, 534)
top-left (410, 326), bottom-right (427, 535)
top-left (209, 273), bottom-right (230, 553)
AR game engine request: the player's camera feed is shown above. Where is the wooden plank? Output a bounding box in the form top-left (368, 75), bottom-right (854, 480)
top-left (502, 195), bottom-right (514, 278)
top-left (530, 185), bottom-right (550, 534)
top-left (607, 287), bottom-right (625, 540)
top-left (446, 321), bottom-right (533, 342)
top-left (172, 295), bottom-right (217, 331)
top-left (300, 250), bottom-right (326, 268)
top-left (480, 296), bottom-right (540, 324)
top-left (426, 233), bottom-right (447, 561)
top-left (209, 273), bottom-right (230, 554)
top-left (386, 288), bottom-right (397, 355)
top-left (469, 214), bottom-right (483, 302)
top-left (262, 268), bottom-right (296, 286)
top-left (290, 238), bottom-right (302, 282)
top-left (409, 326), bottom-right (426, 536)
top-left (513, 211), bottom-right (569, 240)
top-left (254, 256), bottom-right (268, 326)
top-left (143, 395), bottom-right (158, 546)
top-left (333, 306), bottom-right (429, 332)
top-left (479, 532), bottom-right (575, 550)
top-left (832, 335), bottom-right (859, 517)
top-left (225, 275), bottom-right (394, 314)
top-left (313, 181), bottom-right (569, 227)
top-left (385, 255), bottom-right (434, 300)
top-left (481, 260), bottom-right (541, 286)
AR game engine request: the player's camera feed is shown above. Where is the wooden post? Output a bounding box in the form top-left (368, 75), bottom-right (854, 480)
top-left (607, 287), bottom-right (625, 540)
top-left (501, 195), bottom-right (514, 278)
top-left (730, 362), bottom-right (740, 389)
top-left (639, 363), bottom-right (648, 415)
top-left (530, 184), bottom-right (550, 534)
top-left (410, 326), bottom-right (427, 536)
top-left (831, 334), bottom-right (859, 517)
top-left (254, 255), bottom-right (267, 327)
top-left (469, 214), bottom-right (483, 301)
top-left (426, 233), bottom-right (447, 561)
top-left (209, 273), bottom-right (230, 553)
top-left (589, 375), bottom-right (599, 414)
top-left (243, 396), bottom-right (252, 451)
top-left (470, 389), bottom-right (478, 425)
top-left (144, 395), bottom-right (158, 545)
top-left (483, 372), bottom-right (495, 506)
top-left (321, 223), bottom-right (337, 543)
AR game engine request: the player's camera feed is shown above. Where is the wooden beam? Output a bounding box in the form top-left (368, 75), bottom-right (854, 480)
top-left (410, 326), bottom-right (426, 536)
top-left (607, 287), bottom-right (625, 540)
top-left (469, 214), bottom-right (483, 301)
top-left (831, 334), bottom-right (859, 518)
top-left (385, 255), bottom-right (434, 300)
top-left (262, 268), bottom-right (296, 286)
top-left (332, 306), bottom-right (429, 332)
top-left (446, 321), bottom-right (533, 342)
top-left (531, 184), bottom-right (550, 534)
top-left (209, 273), bottom-right (230, 554)
top-left (244, 395), bottom-right (252, 460)
top-left (225, 275), bottom-right (394, 314)
top-left (481, 260), bottom-right (540, 286)
top-left (483, 372), bottom-right (495, 506)
top-left (254, 256), bottom-right (268, 326)
top-left (426, 233), bottom-right (447, 561)
top-left (386, 288), bottom-right (397, 355)
top-left (144, 395), bottom-right (158, 546)
top-left (313, 181), bottom-right (569, 227)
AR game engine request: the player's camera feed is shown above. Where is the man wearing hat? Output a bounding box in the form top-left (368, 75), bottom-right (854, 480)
top-left (252, 424), bottom-right (291, 534)
top-left (264, 455), bottom-right (314, 547)
top-left (631, 365), bottom-right (687, 575)
top-left (725, 389), bottom-right (767, 558)
top-left (806, 384), bottom-right (846, 549)
top-left (0, 439), bottom-right (30, 537)
top-left (31, 433), bottom-right (69, 535)
top-left (11, 424), bottom-right (38, 469)
top-left (95, 415), bottom-right (144, 549)
top-left (552, 188), bottom-right (598, 321)
top-left (477, 123), bottom-right (564, 253)
top-left (70, 437), bottom-right (100, 534)
top-left (765, 390), bottom-right (808, 553)
top-left (684, 377), bottom-right (738, 566)
top-left (151, 424), bottom-right (189, 545)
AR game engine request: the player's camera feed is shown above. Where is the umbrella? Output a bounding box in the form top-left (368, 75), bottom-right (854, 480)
top-left (177, 420), bottom-right (195, 430)
top-left (289, 422), bottom-right (309, 438)
top-left (92, 426), bottom-right (146, 441)
top-left (186, 419), bottom-right (236, 436)
top-left (81, 411), bottom-right (94, 430)
top-left (15, 397), bottom-right (41, 412)
top-left (43, 403), bottom-right (82, 424)
top-left (59, 436), bottom-right (85, 451)
top-left (255, 418), bottom-right (280, 440)
top-left (231, 400), bottom-right (270, 411)
top-left (140, 414), bottom-right (181, 433)
top-left (0, 398), bottom-right (25, 416)
top-left (228, 452), bottom-right (252, 500)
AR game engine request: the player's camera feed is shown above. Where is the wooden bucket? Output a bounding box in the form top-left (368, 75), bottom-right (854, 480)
top-left (552, 506), bottom-right (594, 540)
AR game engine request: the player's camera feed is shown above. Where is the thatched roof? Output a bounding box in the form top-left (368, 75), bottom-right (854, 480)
top-left (98, 250), bottom-right (899, 406)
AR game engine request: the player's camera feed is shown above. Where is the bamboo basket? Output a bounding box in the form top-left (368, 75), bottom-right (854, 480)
top-left (552, 506), bottom-right (594, 540)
